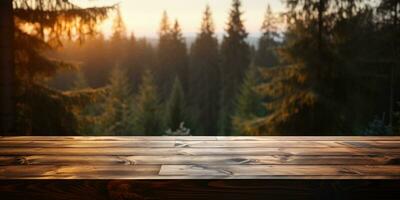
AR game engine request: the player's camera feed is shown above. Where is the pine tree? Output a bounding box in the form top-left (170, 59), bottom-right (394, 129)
top-left (156, 13), bottom-right (188, 98)
top-left (170, 20), bottom-right (189, 93)
top-left (0, 0), bottom-right (14, 134)
top-left (377, 0), bottom-right (400, 127)
top-left (189, 5), bottom-right (220, 135)
top-left (70, 71), bottom-right (104, 135)
top-left (232, 66), bottom-right (265, 135)
top-left (134, 70), bottom-right (163, 135)
top-left (100, 66), bottom-right (135, 135)
top-left (255, 5), bottom-right (280, 68)
top-left (254, 0), bottom-right (365, 135)
top-left (9, 0), bottom-right (113, 135)
top-left (111, 7), bottom-right (127, 41)
top-left (109, 7), bottom-right (129, 78)
top-left (156, 11), bottom-right (172, 97)
top-left (131, 38), bottom-right (156, 88)
top-left (219, 0), bottom-right (250, 135)
top-left (165, 77), bottom-right (187, 132)
top-left (253, 0), bottom-right (336, 135)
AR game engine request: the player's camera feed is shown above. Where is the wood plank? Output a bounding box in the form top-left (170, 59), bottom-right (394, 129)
top-left (159, 165), bottom-right (400, 177)
top-left (0, 165), bottom-right (161, 179)
top-left (1, 147), bottom-right (400, 156)
top-left (1, 136), bottom-right (400, 141)
top-left (0, 155), bottom-right (399, 166)
top-left (0, 164), bottom-right (400, 179)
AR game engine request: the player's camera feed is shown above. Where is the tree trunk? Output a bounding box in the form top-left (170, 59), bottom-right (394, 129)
top-left (0, 0), bottom-right (15, 135)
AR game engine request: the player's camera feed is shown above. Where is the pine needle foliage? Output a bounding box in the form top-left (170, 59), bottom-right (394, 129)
top-left (12, 0), bottom-right (114, 135)
top-left (133, 70), bottom-right (163, 135)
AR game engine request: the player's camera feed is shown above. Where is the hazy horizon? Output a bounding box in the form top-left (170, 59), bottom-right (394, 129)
top-left (71, 0), bottom-right (285, 38)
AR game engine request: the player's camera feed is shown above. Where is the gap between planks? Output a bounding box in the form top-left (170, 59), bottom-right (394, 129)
top-left (0, 140), bottom-right (400, 148)
top-left (1, 136), bottom-right (400, 141)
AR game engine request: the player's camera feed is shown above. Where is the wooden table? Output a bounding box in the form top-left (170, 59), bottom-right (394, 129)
top-left (0, 136), bottom-right (400, 199)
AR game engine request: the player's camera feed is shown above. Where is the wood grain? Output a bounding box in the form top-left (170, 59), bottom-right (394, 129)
top-left (1, 136), bottom-right (400, 199)
top-left (0, 136), bottom-right (399, 179)
top-left (159, 165), bottom-right (400, 177)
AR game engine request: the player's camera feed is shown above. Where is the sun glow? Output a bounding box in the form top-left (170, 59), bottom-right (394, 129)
top-left (71, 0), bottom-right (285, 38)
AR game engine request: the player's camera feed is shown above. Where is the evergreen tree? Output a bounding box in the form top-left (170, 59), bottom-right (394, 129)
top-left (9, 0), bottom-right (112, 135)
top-left (71, 71), bottom-right (103, 135)
top-left (377, 0), bottom-right (400, 127)
top-left (109, 7), bottom-right (129, 78)
top-left (189, 5), bottom-right (220, 135)
top-left (134, 70), bottom-right (163, 135)
top-left (232, 66), bottom-right (265, 135)
top-left (255, 5), bottom-right (280, 68)
top-left (156, 11), bottom-right (173, 97)
top-left (254, 0), bottom-right (371, 135)
top-left (101, 67), bottom-right (134, 135)
top-left (130, 38), bottom-right (156, 88)
top-left (0, 0), bottom-right (14, 133)
top-left (253, 0), bottom-right (334, 135)
top-left (111, 7), bottom-right (127, 41)
top-left (219, 0), bottom-right (250, 135)
top-left (155, 15), bottom-right (188, 98)
top-left (165, 77), bottom-right (187, 131)
top-left (170, 20), bottom-right (189, 93)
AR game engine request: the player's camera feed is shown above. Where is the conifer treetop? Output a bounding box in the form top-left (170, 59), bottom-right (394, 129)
top-left (225, 0), bottom-right (248, 41)
top-left (200, 5), bottom-right (215, 36)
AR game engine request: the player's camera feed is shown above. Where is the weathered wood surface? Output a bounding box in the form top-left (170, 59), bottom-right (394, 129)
top-left (0, 136), bottom-right (400, 199)
top-left (0, 136), bottom-right (400, 179)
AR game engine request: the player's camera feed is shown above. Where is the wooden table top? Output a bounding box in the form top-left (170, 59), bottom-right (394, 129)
top-left (0, 136), bottom-right (400, 180)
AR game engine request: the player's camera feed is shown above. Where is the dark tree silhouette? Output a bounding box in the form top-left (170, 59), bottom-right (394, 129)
top-left (219, 0), bottom-right (250, 135)
top-left (189, 5), bottom-right (220, 135)
top-left (0, 0), bottom-right (15, 134)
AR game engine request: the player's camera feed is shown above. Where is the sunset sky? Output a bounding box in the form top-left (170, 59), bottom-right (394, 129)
top-left (72, 0), bottom-right (285, 38)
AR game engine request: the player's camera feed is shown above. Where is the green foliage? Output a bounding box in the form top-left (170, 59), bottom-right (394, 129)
top-left (133, 70), bottom-right (163, 135)
top-left (165, 77), bottom-right (187, 131)
top-left (253, 0), bottom-right (400, 135)
top-left (10, 0), bottom-right (400, 136)
top-left (16, 84), bottom-right (78, 135)
top-left (232, 66), bottom-right (266, 135)
top-left (255, 5), bottom-right (280, 68)
top-left (12, 0), bottom-right (113, 135)
top-left (100, 67), bottom-right (135, 135)
top-left (156, 12), bottom-right (188, 98)
top-left (189, 5), bottom-right (220, 135)
top-left (69, 71), bottom-right (103, 135)
top-left (219, 0), bottom-right (251, 135)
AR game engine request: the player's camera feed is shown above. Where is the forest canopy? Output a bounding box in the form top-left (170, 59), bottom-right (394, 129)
top-left (1, 0), bottom-right (399, 136)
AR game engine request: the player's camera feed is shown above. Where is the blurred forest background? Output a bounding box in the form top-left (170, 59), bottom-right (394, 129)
top-left (1, 0), bottom-right (399, 136)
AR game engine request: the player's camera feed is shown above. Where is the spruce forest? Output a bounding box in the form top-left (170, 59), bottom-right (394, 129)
top-left (2, 0), bottom-right (400, 136)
